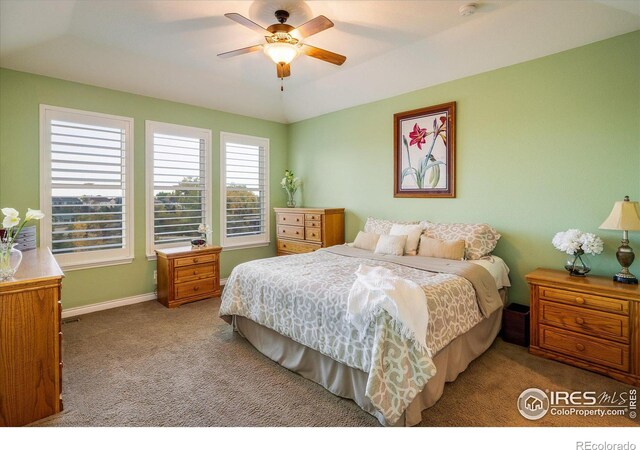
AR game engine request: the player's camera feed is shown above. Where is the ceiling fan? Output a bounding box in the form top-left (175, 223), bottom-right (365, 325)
top-left (218, 10), bottom-right (347, 89)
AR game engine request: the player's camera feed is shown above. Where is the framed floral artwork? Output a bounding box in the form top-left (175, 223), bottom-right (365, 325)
top-left (393, 102), bottom-right (456, 198)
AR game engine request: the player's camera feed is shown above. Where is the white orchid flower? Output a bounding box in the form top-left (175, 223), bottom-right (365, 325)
top-left (1, 207), bottom-right (19, 218)
top-left (2, 215), bottom-right (20, 229)
top-left (25, 208), bottom-right (45, 221)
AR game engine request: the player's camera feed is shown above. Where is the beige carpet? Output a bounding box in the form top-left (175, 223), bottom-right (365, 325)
top-left (36, 298), bottom-right (638, 427)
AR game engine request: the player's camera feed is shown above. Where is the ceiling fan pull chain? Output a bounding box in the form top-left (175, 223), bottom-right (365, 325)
top-left (280, 77), bottom-right (284, 92)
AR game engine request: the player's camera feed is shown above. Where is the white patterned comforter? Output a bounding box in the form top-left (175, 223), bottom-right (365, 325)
top-left (220, 248), bottom-right (494, 424)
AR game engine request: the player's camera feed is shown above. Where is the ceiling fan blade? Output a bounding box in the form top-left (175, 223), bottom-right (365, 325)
top-left (290, 15), bottom-right (334, 40)
top-left (301, 44), bottom-right (346, 66)
top-left (217, 45), bottom-right (264, 58)
top-left (224, 13), bottom-right (271, 35)
top-left (276, 63), bottom-right (291, 78)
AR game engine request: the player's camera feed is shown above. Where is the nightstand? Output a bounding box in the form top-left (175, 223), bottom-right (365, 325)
top-left (155, 246), bottom-right (222, 308)
top-left (526, 268), bottom-right (640, 386)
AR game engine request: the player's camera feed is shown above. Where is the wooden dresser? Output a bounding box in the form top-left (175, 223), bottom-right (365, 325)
top-left (274, 207), bottom-right (345, 255)
top-left (0, 248), bottom-right (64, 426)
top-left (156, 246), bottom-right (222, 308)
top-left (526, 268), bottom-right (639, 386)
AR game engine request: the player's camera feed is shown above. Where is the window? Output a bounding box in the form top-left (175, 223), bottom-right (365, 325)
top-left (40, 105), bottom-right (134, 270)
top-left (220, 132), bottom-right (269, 249)
top-left (146, 121), bottom-right (212, 257)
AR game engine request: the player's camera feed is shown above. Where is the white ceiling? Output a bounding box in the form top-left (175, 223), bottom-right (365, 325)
top-left (1, 0), bottom-right (638, 123)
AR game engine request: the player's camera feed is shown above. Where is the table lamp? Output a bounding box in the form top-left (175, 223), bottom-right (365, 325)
top-left (599, 196), bottom-right (640, 284)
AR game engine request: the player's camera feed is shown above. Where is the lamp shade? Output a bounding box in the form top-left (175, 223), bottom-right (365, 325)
top-left (264, 43), bottom-right (298, 65)
top-left (599, 197), bottom-right (640, 231)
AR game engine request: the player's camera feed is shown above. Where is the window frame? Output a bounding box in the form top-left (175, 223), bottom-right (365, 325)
top-left (39, 104), bottom-right (135, 271)
top-left (220, 131), bottom-right (270, 250)
top-left (145, 121), bottom-right (213, 259)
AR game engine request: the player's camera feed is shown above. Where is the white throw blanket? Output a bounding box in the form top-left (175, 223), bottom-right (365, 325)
top-left (347, 264), bottom-right (431, 356)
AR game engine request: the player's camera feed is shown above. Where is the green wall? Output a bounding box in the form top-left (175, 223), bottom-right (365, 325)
top-left (0, 69), bottom-right (289, 309)
top-left (288, 31), bottom-right (640, 303)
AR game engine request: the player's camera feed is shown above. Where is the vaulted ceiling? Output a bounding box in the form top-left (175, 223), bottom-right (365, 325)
top-left (1, 0), bottom-right (638, 123)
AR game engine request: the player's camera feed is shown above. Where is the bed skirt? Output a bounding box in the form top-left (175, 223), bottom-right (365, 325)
top-left (231, 296), bottom-right (504, 426)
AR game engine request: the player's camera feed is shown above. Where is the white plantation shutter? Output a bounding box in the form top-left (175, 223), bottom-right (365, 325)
top-left (40, 105), bottom-right (134, 269)
top-left (220, 132), bottom-right (269, 248)
top-left (145, 122), bottom-right (212, 256)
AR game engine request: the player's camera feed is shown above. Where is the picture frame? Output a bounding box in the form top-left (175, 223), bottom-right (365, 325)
top-left (393, 101), bottom-right (456, 198)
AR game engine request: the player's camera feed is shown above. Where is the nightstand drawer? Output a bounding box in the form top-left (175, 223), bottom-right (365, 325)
top-left (174, 252), bottom-right (217, 268)
top-left (277, 224), bottom-right (304, 239)
top-left (539, 300), bottom-right (629, 342)
top-left (277, 213), bottom-right (304, 225)
top-left (305, 227), bottom-right (322, 242)
top-left (175, 277), bottom-right (215, 300)
top-left (539, 286), bottom-right (629, 315)
top-left (305, 220), bottom-right (321, 228)
top-left (539, 325), bottom-right (629, 371)
top-left (175, 264), bottom-right (215, 283)
top-left (305, 213), bottom-right (321, 221)
top-left (277, 239), bottom-right (321, 254)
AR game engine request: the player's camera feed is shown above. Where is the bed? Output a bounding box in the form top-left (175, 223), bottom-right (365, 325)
top-left (219, 244), bottom-right (509, 426)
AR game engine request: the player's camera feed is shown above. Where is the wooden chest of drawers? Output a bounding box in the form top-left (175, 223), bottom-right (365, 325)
top-left (274, 207), bottom-right (345, 256)
top-left (0, 248), bottom-right (64, 426)
top-left (155, 246), bottom-right (222, 308)
top-left (526, 268), bottom-right (640, 386)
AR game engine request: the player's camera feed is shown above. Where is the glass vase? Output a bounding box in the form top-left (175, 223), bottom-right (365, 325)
top-left (0, 244), bottom-right (23, 280)
top-left (564, 251), bottom-right (591, 277)
top-left (286, 189), bottom-right (296, 208)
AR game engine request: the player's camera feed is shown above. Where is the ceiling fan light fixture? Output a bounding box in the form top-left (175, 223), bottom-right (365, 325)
top-left (264, 42), bottom-right (299, 65)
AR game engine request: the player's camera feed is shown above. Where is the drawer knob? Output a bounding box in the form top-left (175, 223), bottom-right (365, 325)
top-left (575, 297), bottom-right (585, 305)
top-left (283, 217), bottom-right (286, 221)
top-left (575, 317), bottom-right (585, 325)
top-left (193, 270), bottom-right (197, 275)
top-left (194, 286), bottom-right (200, 291)
top-left (282, 244), bottom-right (287, 248)
top-left (193, 258), bottom-right (199, 263)
top-left (576, 343), bottom-right (585, 351)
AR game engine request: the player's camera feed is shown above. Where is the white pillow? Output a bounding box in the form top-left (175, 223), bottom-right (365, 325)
top-left (390, 224), bottom-right (422, 255)
top-left (353, 231), bottom-right (380, 252)
top-left (374, 234), bottom-right (408, 256)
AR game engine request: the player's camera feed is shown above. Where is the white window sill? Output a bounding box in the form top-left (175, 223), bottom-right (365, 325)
top-left (58, 257), bottom-right (134, 272)
top-left (221, 242), bottom-right (270, 251)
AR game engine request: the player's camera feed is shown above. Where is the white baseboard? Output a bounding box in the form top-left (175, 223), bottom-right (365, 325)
top-left (62, 278), bottom-right (228, 318)
top-left (62, 292), bottom-right (157, 318)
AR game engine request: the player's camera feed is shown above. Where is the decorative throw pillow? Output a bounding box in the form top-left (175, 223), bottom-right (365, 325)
top-left (364, 217), bottom-right (419, 235)
top-left (389, 224), bottom-right (422, 256)
top-left (374, 234), bottom-right (408, 256)
top-left (423, 222), bottom-right (501, 260)
top-left (417, 236), bottom-right (465, 260)
top-left (353, 231), bottom-right (380, 252)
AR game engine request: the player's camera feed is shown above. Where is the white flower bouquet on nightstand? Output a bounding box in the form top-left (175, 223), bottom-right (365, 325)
top-left (552, 228), bottom-right (604, 276)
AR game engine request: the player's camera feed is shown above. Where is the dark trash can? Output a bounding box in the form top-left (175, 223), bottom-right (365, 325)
top-left (502, 303), bottom-right (530, 347)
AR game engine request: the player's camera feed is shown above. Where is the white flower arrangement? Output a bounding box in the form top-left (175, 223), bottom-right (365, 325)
top-left (197, 224), bottom-right (211, 235)
top-left (552, 229), bottom-right (604, 256)
top-left (1, 207), bottom-right (45, 242)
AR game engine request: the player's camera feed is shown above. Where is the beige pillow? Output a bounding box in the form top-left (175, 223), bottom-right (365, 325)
top-left (389, 223), bottom-right (422, 255)
top-left (423, 223), bottom-right (501, 260)
top-left (353, 231), bottom-right (380, 252)
top-left (374, 234), bottom-right (408, 256)
top-left (364, 217), bottom-right (419, 235)
top-left (418, 236), bottom-right (466, 260)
